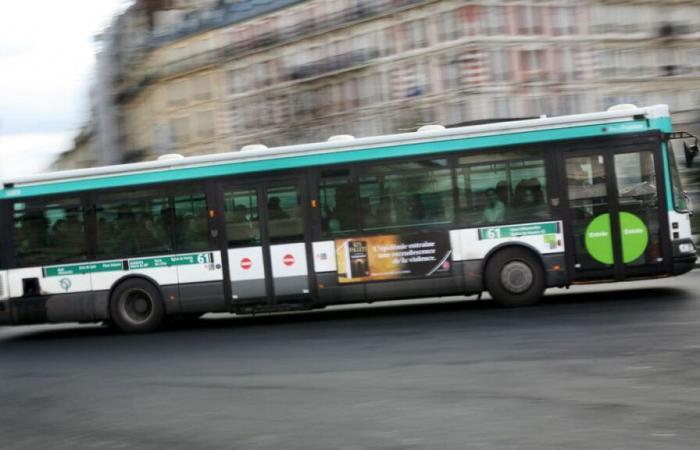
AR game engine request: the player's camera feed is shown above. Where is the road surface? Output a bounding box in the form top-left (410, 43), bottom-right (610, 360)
top-left (2, 271), bottom-right (700, 449)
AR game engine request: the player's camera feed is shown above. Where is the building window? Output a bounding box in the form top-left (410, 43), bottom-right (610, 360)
top-left (519, 49), bottom-right (547, 82)
top-left (193, 74), bottom-right (212, 101)
top-left (195, 111), bottom-right (215, 139)
top-left (490, 49), bottom-right (510, 83)
top-left (484, 5), bottom-right (507, 35)
top-left (517, 5), bottom-right (544, 35)
top-left (552, 6), bottom-right (576, 36)
top-left (172, 117), bottom-right (190, 144)
top-left (438, 10), bottom-right (461, 42)
top-left (167, 80), bottom-right (188, 107)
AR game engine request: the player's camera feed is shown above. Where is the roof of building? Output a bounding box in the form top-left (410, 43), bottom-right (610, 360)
top-left (151, 0), bottom-right (305, 47)
top-left (0, 105), bottom-right (672, 200)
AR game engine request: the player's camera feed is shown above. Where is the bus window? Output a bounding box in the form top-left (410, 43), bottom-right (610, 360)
top-left (96, 190), bottom-right (172, 259)
top-left (360, 159), bottom-right (453, 230)
top-left (266, 185), bottom-right (303, 243)
top-left (173, 189), bottom-right (210, 252)
top-left (319, 170), bottom-right (358, 236)
top-left (223, 188), bottom-right (261, 247)
top-left (12, 197), bottom-right (87, 266)
top-left (457, 150), bottom-right (549, 225)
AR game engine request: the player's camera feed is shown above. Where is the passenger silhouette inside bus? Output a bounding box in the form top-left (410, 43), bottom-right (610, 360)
top-left (509, 178), bottom-right (547, 221)
top-left (267, 196), bottom-right (289, 220)
top-left (482, 188), bottom-right (506, 223)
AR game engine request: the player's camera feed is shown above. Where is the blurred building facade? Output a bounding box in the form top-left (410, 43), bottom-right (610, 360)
top-left (57, 0), bottom-right (700, 167)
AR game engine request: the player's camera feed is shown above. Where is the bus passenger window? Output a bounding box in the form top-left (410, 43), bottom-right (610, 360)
top-left (457, 150), bottom-right (550, 225)
top-left (360, 159), bottom-right (453, 231)
top-left (12, 198), bottom-right (87, 266)
top-left (96, 190), bottom-right (172, 259)
top-left (173, 189), bottom-right (210, 252)
top-left (319, 173), bottom-right (358, 236)
top-left (224, 188), bottom-right (261, 247)
top-left (266, 185), bottom-right (303, 242)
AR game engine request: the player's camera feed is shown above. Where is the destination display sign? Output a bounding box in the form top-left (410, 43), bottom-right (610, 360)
top-left (42, 252), bottom-right (214, 277)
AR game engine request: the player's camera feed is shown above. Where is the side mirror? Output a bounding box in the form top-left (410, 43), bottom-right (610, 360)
top-left (683, 191), bottom-right (694, 216)
top-left (685, 140), bottom-right (699, 168)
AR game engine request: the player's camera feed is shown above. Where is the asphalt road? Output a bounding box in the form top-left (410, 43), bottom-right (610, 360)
top-left (2, 271), bottom-right (700, 450)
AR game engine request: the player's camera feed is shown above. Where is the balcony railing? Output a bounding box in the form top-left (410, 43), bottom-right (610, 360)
top-left (287, 48), bottom-right (380, 80)
top-left (223, 0), bottom-right (426, 56)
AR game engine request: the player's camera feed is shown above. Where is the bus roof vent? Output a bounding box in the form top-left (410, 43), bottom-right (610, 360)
top-left (417, 125), bottom-right (446, 133)
top-left (607, 104), bottom-right (638, 112)
top-left (157, 153), bottom-right (185, 161)
top-left (327, 134), bottom-right (355, 142)
top-left (240, 144), bottom-right (268, 152)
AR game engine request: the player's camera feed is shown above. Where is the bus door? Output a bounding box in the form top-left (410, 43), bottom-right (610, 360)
top-left (219, 179), bottom-right (312, 304)
top-left (561, 147), bottom-right (668, 282)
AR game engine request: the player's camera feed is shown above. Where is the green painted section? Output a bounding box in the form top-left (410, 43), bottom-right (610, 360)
top-left (43, 252), bottom-right (212, 277)
top-left (1, 118), bottom-right (669, 200)
top-left (619, 212), bottom-right (649, 263)
top-left (478, 221), bottom-right (559, 239)
top-left (128, 253), bottom-right (212, 270)
top-left (585, 213), bottom-right (614, 265)
top-left (44, 261), bottom-right (123, 277)
top-left (660, 142), bottom-right (675, 212)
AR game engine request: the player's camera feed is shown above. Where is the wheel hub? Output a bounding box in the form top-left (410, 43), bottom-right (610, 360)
top-left (123, 289), bottom-right (153, 323)
top-left (500, 261), bottom-right (534, 294)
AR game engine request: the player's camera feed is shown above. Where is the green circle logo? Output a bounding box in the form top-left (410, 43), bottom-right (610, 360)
top-left (619, 211), bottom-right (648, 263)
top-left (584, 212), bottom-right (649, 265)
top-left (585, 213), bottom-right (613, 264)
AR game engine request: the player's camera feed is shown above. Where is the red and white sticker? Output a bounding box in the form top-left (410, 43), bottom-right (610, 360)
top-left (240, 258), bottom-right (252, 270)
top-left (283, 254), bottom-right (295, 266)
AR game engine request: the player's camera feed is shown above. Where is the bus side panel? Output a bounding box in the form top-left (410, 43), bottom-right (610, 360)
top-left (6, 267), bottom-right (95, 324)
top-left (0, 200), bottom-right (11, 324)
top-left (176, 251), bottom-right (227, 313)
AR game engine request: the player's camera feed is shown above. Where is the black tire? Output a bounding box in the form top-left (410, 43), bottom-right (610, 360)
top-left (484, 247), bottom-right (545, 307)
top-left (109, 279), bottom-right (165, 333)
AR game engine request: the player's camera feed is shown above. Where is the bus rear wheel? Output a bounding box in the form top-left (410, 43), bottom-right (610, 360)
top-left (110, 279), bottom-right (165, 333)
top-left (485, 248), bottom-right (545, 307)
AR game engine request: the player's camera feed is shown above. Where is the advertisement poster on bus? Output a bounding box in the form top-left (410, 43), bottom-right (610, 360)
top-left (335, 231), bottom-right (452, 284)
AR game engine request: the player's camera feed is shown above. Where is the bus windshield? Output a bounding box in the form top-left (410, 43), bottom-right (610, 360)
top-left (668, 143), bottom-right (688, 211)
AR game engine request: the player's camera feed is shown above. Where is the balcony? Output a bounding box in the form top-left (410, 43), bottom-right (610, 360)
top-left (287, 48), bottom-right (380, 81)
top-left (155, 47), bottom-right (224, 78)
top-left (222, 0), bottom-right (427, 56)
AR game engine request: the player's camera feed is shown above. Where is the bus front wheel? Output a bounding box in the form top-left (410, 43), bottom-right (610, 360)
top-left (485, 248), bottom-right (545, 307)
top-left (109, 279), bottom-right (165, 333)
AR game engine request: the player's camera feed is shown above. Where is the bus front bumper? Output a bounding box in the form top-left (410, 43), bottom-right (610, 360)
top-left (0, 299), bottom-right (11, 325)
top-left (672, 238), bottom-right (697, 275)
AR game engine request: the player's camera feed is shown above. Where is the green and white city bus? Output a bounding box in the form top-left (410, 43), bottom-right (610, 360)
top-left (0, 104), bottom-right (696, 333)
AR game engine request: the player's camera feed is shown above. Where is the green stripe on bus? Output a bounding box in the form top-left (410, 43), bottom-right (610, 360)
top-left (479, 222), bottom-right (559, 240)
top-left (44, 261), bottom-right (124, 277)
top-left (43, 252), bottom-right (212, 277)
top-left (0, 117), bottom-right (670, 199)
top-left (660, 142), bottom-right (674, 211)
top-left (127, 253), bottom-right (212, 270)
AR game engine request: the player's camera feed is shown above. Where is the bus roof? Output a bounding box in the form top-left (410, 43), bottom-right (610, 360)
top-left (0, 104), bottom-right (671, 200)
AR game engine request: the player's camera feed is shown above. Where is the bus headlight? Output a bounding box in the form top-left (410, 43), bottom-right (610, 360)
top-left (678, 243), bottom-right (696, 254)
